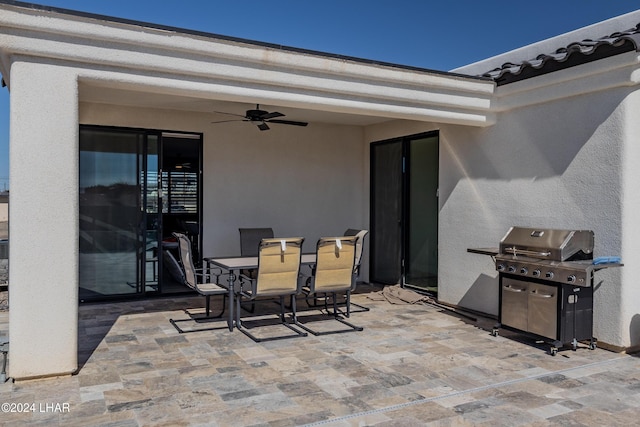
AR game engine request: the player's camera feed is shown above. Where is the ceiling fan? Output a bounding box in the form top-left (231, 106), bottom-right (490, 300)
top-left (211, 104), bottom-right (308, 131)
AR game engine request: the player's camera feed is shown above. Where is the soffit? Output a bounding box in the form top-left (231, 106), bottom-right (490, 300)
top-left (79, 85), bottom-right (386, 126)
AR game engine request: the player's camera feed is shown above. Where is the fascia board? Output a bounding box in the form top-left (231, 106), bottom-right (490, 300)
top-left (0, 6), bottom-right (494, 110)
top-left (0, 6), bottom-right (492, 93)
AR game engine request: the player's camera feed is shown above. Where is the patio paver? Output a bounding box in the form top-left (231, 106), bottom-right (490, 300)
top-left (0, 288), bottom-right (638, 426)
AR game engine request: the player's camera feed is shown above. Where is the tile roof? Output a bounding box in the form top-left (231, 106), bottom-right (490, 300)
top-left (482, 23), bottom-right (640, 85)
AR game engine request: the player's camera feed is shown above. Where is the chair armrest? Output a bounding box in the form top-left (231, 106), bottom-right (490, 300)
top-left (194, 269), bottom-right (229, 285)
top-left (195, 266), bottom-right (222, 275)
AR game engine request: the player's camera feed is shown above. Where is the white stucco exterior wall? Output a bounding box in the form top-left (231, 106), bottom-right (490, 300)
top-left (620, 89), bottom-right (640, 347)
top-left (9, 61), bottom-right (79, 379)
top-left (436, 83), bottom-right (635, 348)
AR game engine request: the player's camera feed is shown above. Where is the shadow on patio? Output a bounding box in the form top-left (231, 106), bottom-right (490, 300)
top-left (0, 285), bottom-right (639, 426)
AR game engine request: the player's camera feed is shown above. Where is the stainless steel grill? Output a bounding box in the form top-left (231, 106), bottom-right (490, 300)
top-left (495, 227), bottom-right (594, 287)
top-left (469, 226), bottom-right (620, 356)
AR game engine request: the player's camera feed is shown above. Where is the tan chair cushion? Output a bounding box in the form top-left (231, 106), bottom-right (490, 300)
top-left (254, 238), bottom-right (303, 296)
top-left (313, 237), bottom-right (356, 293)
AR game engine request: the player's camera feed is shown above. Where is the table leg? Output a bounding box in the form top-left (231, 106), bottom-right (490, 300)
top-left (227, 271), bottom-right (237, 331)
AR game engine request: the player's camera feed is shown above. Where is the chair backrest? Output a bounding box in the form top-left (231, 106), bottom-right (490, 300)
top-left (239, 228), bottom-right (274, 257)
top-left (163, 249), bottom-right (186, 285)
top-left (313, 236), bottom-right (357, 293)
top-left (255, 237), bottom-right (304, 296)
top-left (344, 229), bottom-right (369, 271)
top-left (173, 232), bottom-right (197, 289)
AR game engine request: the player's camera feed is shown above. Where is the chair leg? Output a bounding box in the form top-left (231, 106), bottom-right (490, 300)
top-left (331, 291), bottom-right (363, 332)
top-left (195, 294), bottom-right (226, 319)
top-left (169, 294), bottom-right (228, 333)
top-left (236, 294), bottom-right (307, 343)
top-left (349, 301), bottom-right (371, 313)
top-left (297, 291), bottom-right (363, 336)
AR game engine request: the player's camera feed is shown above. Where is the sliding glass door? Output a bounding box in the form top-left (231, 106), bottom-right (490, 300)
top-left (370, 132), bottom-right (439, 293)
top-left (79, 127), bottom-right (202, 301)
top-left (370, 140), bottom-right (403, 284)
top-left (79, 128), bottom-right (145, 299)
top-left (405, 135), bottom-right (439, 293)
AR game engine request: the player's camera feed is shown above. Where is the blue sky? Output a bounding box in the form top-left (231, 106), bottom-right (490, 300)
top-left (2, 0), bottom-right (640, 190)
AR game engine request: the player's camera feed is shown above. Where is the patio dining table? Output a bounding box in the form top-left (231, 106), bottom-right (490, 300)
top-left (204, 253), bottom-right (317, 331)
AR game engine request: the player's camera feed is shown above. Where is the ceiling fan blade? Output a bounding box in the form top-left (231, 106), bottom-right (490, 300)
top-left (259, 111), bottom-right (285, 120)
top-left (267, 119), bottom-right (308, 127)
top-left (257, 122), bottom-right (270, 131)
top-left (212, 110), bottom-right (246, 118)
top-left (210, 119), bottom-right (246, 124)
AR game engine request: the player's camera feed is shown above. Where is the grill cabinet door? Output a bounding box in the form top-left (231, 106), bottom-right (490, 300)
top-left (501, 278), bottom-right (528, 331)
top-left (527, 282), bottom-right (558, 339)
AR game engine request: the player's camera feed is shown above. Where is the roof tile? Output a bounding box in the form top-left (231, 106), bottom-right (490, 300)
top-left (482, 24), bottom-right (640, 85)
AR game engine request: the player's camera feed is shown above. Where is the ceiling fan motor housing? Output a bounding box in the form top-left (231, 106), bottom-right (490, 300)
top-left (246, 109), bottom-right (269, 120)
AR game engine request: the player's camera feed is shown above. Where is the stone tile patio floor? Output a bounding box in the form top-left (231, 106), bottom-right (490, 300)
top-left (0, 287), bottom-right (638, 426)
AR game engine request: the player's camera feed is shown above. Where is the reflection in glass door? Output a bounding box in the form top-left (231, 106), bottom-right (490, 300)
top-left (370, 132), bottom-right (439, 293)
top-left (79, 128), bottom-right (145, 300)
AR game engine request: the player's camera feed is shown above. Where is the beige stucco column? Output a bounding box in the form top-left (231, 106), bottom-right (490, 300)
top-left (9, 60), bottom-right (79, 380)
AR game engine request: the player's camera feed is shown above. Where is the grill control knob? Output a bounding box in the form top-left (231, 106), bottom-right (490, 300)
top-left (520, 267), bottom-right (528, 275)
top-left (567, 275), bottom-right (576, 283)
top-left (497, 264), bottom-right (505, 272)
top-left (545, 271), bottom-right (554, 279)
top-left (508, 266), bottom-right (516, 273)
top-left (532, 269), bottom-right (541, 277)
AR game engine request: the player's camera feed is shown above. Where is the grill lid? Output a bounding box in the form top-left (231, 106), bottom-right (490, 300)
top-left (499, 227), bottom-right (594, 261)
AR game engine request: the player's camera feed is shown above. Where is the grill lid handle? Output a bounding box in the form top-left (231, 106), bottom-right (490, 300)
top-left (504, 247), bottom-right (551, 257)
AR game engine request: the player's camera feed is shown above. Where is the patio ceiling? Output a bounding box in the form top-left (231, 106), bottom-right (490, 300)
top-left (79, 85), bottom-right (389, 127)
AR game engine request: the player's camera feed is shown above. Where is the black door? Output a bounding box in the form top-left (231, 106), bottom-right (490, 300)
top-left (370, 132), bottom-right (439, 292)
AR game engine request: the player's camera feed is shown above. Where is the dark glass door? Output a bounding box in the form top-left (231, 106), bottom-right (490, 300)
top-left (370, 141), bottom-right (403, 284)
top-left (370, 132), bottom-right (439, 292)
top-left (79, 127), bottom-right (202, 301)
top-left (405, 135), bottom-right (439, 293)
top-left (79, 128), bottom-right (146, 300)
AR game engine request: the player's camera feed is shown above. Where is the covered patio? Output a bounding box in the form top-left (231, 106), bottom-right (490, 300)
top-left (0, 291), bottom-right (639, 425)
top-left (1, 1), bottom-right (494, 380)
top-left (3, 1), bottom-right (640, 386)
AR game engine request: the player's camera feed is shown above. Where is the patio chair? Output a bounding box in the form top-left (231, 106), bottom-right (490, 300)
top-left (343, 228), bottom-right (370, 312)
top-left (239, 227), bottom-right (274, 279)
top-left (236, 237), bottom-right (308, 342)
top-left (239, 227), bottom-right (274, 257)
top-left (169, 232), bottom-right (229, 333)
top-left (298, 236), bottom-right (363, 335)
top-left (303, 229), bottom-right (370, 313)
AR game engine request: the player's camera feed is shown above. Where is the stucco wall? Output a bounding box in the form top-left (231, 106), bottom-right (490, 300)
top-left (9, 61), bottom-right (79, 379)
top-left (436, 86), bottom-right (632, 348)
top-left (365, 84), bottom-right (637, 349)
top-left (80, 103), bottom-right (368, 266)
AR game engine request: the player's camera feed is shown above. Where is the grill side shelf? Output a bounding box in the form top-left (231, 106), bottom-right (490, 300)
top-left (593, 263), bottom-right (624, 271)
top-left (467, 247), bottom-right (499, 256)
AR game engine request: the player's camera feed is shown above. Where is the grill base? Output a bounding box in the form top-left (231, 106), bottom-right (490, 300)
top-left (494, 274), bottom-right (595, 355)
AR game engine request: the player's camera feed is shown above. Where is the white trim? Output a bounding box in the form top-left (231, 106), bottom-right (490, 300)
top-left (0, 4), bottom-right (496, 127)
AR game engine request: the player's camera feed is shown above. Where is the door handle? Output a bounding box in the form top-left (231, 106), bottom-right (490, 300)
top-left (530, 290), bottom-right (554, 298)
top-left (503, 285), bottom-right (526, 292)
